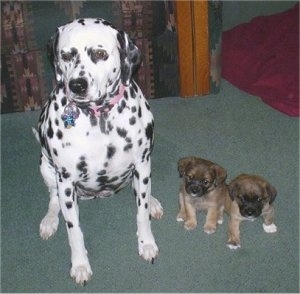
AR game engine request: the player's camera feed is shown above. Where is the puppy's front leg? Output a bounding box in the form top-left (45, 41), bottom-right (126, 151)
top-left (227, 216), bottom-right (241, 249)
top-left (133, 162), bottom-right (159, 262)
top-left (263, 205), bottom-right (277, 233)
top-left (183, 200), bottom-right (197, 230)
top-left (57, 174), bottom-right (92, 284)
top-left (204, 207), bottom-right (218, 234)
top-left (176, 190), bottom-right (187, 222)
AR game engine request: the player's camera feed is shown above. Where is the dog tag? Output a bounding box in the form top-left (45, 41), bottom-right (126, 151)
top-left (62, 103), bottom-right (80, 128)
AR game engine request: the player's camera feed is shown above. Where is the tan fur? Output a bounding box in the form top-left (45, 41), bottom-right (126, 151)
top-left (177, 157), bottom-right (227, 234)
top-left (225, 174), bottom-right (277, 249)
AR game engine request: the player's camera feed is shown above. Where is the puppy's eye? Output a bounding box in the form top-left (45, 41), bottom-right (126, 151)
top-left (203, 179), bottom-right (209, 186)
top-left (61, 52), bottom-right (73, 62)
top-left (94, 49), bottom-right (108, 61)
top-left (186, 176), bottom-right (192, 182)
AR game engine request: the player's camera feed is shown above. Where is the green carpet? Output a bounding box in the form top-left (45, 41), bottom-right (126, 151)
top-left (1, 79), bottom-right (299, 292)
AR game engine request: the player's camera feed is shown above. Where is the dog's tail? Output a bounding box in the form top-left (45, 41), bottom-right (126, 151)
top-left (32, 127), bottom-right (40, 143)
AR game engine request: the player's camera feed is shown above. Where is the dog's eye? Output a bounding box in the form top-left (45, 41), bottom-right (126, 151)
top-left (94, 49), bottom-right (108, 61)
top-left (203, 179), bottom-right (210, 186)
top-left (186, 176), bottom-right (192, 182)
top-left (61, 52), bottom-right (73, 62)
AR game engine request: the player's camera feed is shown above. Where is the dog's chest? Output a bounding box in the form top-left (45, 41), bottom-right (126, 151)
top-left (39, 89), bottom-right (153, 192)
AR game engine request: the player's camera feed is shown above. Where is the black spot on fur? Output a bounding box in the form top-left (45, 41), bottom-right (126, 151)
top-left (143, 177), bottom-right (149, 185)
top-left (67, 221), bottom-right (73, 228)
top-left (117, 127), bottom-right (127, 138)
top-left (145, 122), bottom-right (153, 141)
top-left (47, 121), bottom-right (54, 138)
top-left (134, 170), bottom-right (139, 179)
top-left (78, 19), bottom-right (85, 25)
top-left (61, 96), bottom-right (67, 107)
top-left (65, 188), bottom-right (71, 197)
top-left (129, 116), bottom-right (136, 125)
top-left (107, 144), bottom-right (116, 159)
top-left (62, 167), bottom-right (70, 179)
top-left (53, 148), bottom-right (58, 156)
top-left (124, 143), bottom-right (133, 152)
top-left (66, 202), bottom-right (72, 209)
top-left (141, 192), bottom-right (146, 199)
top-left (129, 85), bottom-right (136, 98)
top-left (56, 130), bottom-right (63, 140)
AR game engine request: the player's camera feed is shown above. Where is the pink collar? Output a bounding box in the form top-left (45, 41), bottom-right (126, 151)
top-left (89, 84), bottom-right (125, 117)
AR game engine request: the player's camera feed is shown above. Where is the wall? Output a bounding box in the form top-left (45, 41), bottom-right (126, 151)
top-left (222, 0), bottom-right (297, 31)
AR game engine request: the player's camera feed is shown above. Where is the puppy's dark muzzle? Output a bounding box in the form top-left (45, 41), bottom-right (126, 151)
top-left (240, 206), bottom-right (262, 218)
top-left (186, 183), bottom-right (205, 197)
top-left (69, 78), bottom-right (88, 96)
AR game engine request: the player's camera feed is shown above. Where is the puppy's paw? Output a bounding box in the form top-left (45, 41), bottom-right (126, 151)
top-left (176, 212), bottom-right (186, 222)
top-left (139, 243), bottom-right (159, 262)
top-left (70, 264), bottom-right (93, 285)
top-left (203, 224), bottom-right (216, 234)
top-left (217, 217), bottom-right (224, 225)
top-left (226, 242), bottom-right (241, 250)
top-left (184, 220), bottom-right (197, 231)
top-left (39, 214), bottom-right (59, 239)
top-left (263, 223), bottom-right (277, 233)
top-left (150, 196), bottom-right (163, 219)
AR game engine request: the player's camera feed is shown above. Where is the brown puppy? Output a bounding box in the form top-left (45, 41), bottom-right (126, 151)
top-left (225, 174), bottom-right (277, 249)
top-left (176, 157), bottom-right (227, 233)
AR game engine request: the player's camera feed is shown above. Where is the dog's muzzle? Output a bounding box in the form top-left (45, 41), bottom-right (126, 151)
top-left (69, 78), bottom-right (88, 96)
top-left (186, 182), bottom-right (206, 197)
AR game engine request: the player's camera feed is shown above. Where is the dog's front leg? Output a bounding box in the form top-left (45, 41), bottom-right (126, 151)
top-left (133, 162), bottom-right (159, 262)
top-left (57, 174), bottom-right (92, 284)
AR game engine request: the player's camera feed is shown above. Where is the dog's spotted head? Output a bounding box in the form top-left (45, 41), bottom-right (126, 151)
top-left (178, 157), bottom-right (227, 197)
top-left (228, 174), bottom-right (277, 219)
top-left (48, 18), bottom-right (141, 105)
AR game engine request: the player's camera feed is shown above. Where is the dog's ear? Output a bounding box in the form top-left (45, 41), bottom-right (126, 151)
top-left (47, 29), bottom-right (63, 83)
top-left (265, 182), bottom-right (277, 204)
top-left (178, 157), bottom-right (194, 177)
top-left (228, 181), bottom-right (239, 201)
top-left (213, 164), bottom-right (227, 186)
top-left (117, 30), bottom-right (141, 86)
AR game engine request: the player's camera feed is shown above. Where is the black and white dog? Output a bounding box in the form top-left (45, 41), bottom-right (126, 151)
top-left (33, 18), bottom-right (163, 285)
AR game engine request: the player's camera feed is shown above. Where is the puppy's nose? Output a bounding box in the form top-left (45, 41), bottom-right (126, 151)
top-left (69, 78), bottom-right (88, 95)
top-left (245, 208), bottom-right (254, 216)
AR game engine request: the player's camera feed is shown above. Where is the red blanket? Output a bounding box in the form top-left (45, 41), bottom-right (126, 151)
top-left (222, 4), bottom-right (299, 116)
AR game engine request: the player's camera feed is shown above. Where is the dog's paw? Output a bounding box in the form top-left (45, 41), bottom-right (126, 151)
top-left (150, 196), bottom-right (163, 219)
top-left (203, 224), bottom-right (216, 234)
top-left (70, 264), bottom-right (93, 285)
top-left (217, 217), bottom-right (224, 225)
top-left (139, 243), bottom-right (159, 262)
top-left (226, 241), bottom-right (241, 250)
top-left (263, 223), bottom-right (277, 233)
top-left (184, 220), bottom-right (197, 231)
top-left (39, 214), bottom-right (59, 239)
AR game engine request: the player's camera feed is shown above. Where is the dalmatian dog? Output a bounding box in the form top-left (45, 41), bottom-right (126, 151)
top-left (33, 18), bottom-right (163, 285)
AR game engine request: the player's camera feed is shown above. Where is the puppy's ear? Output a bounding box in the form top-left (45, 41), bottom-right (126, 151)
top-left (213, 164), bottom-right (227, 186)
top-left (265, 183), bottom-right (277, 204)
top-left (178, 157), bottom-right (194, 177)
top-left (117, 31), bottom-right (141, 86)
top-left (228, 181), bottom-right (239, 201)
top-left (47, 28), bottom-right (63, 83)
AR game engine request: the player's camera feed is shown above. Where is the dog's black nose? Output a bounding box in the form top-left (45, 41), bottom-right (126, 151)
top-left (69, 78), bottom-right (88, 95)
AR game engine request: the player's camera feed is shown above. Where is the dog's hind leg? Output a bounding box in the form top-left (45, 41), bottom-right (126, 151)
top-left (39, 154), bottom-right (60, 239)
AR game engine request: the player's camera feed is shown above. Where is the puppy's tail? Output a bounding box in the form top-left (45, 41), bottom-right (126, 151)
top-left (32, 127), bottom-right (40, 143)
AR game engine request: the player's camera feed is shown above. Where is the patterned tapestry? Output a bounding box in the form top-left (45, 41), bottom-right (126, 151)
top-left (1, 1), bottom-right (179, 113)
top-left (1, 1), bottom-right (222, 114)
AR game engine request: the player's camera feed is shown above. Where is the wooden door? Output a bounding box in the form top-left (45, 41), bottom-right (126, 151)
top-left (175, 0), bottom-right (210, 97)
